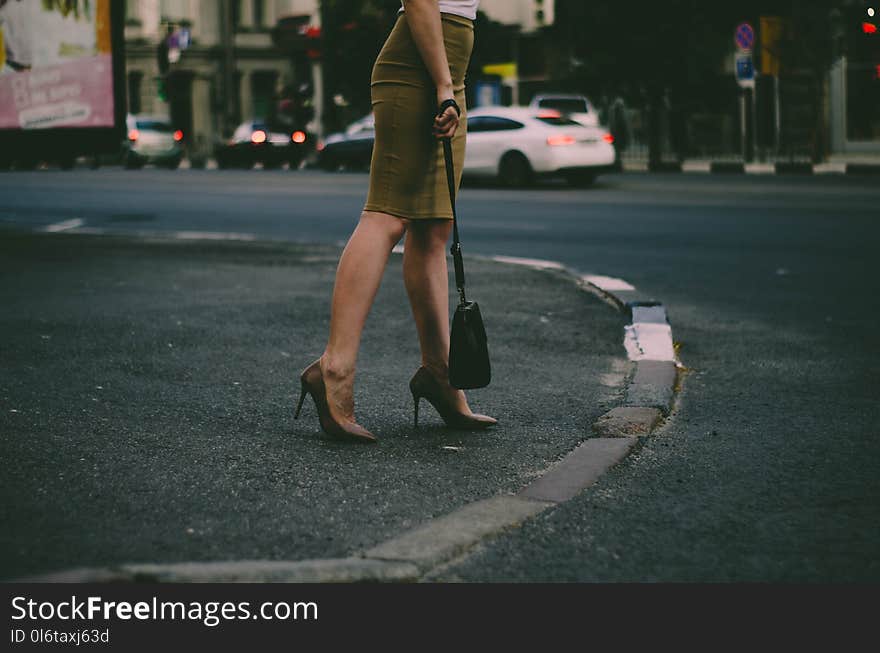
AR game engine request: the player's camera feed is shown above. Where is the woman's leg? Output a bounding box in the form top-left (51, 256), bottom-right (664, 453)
top-left (322, 210), bottom-right (407, 420)
top-left (402, 219), bottom-right (472, 414)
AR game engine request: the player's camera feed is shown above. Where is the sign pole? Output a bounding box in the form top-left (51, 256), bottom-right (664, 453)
top-left (734, 22), bottom-right (757, 163)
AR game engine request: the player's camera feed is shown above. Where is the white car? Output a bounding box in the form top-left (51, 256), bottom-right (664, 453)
top-left (464, 106), bottom-right (615, 187)
top-left (528, 94), bottom-right (599, 127)
top-left (123, 114), bottom-right (184, 169)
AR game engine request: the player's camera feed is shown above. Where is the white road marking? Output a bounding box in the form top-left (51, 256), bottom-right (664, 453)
top-left (491, 255), bottom-right (565, 271)
top-left (623, 323), bottom-right (676, 362)
top-left (813, 162), bottom-right (846, 175)
top-left (682, 161), bottom-right (712, 173)
top-left (745, 163), bottom-right (775, 175)
top-left (583, 274), bottom-right (636, 292)
top-left (172, 231), bottom-right (257, 241)
top-left (42, 218), bottom-right (84, 232)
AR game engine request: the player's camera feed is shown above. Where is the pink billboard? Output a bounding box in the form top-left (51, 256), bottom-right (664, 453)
top-left (0, 0), bottom-right (115, 130)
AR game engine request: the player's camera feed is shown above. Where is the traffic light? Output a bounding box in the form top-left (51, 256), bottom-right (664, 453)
top-left (862, 4), bottom-right (877, 34)
top-left (848, 2), bottom-right (880, 62)
top-left (272, 17), bottom-right (322, 60)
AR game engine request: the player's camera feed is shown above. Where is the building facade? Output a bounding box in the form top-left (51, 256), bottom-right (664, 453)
top-left (124, 0), bottom-right (321, 162)
top-left (480, 0), bottom-right (553, 33)
top-left (829, 0), bottom-right (880, 157)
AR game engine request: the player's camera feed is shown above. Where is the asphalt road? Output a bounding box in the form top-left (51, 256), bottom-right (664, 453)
top-left (0, 233), bottom-right (626, 580)
top-left (1, 168), bottom-right (878, 581)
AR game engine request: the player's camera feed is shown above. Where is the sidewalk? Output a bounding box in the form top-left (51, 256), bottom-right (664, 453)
top-left (0, 231), bottom-right (627, 580)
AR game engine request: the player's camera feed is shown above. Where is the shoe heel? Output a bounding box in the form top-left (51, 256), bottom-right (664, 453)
top-left (412, 391), bottom-right (421, 428)
top-left (294, 383), bottom-right (308, 419)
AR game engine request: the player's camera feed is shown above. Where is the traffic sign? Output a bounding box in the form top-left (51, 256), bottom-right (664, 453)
top-left (735, 54), bottom-right (755, 88)
top-left (735, 22), bottom-right (755, 51)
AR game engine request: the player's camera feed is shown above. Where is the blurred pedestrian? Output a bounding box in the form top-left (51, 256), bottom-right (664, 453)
top-left (295, 0), bottom-right (496, 443)
top-left (608, 92), bottom-right (630, 170)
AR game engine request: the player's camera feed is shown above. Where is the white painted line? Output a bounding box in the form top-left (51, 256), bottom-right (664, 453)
top-left (745, 163), bottom-right (775, 175)
top-left (813, 162), bottom-right (846, 175)
top-left (173, 231), bottom-right (257, 241)
top-left (58, 226), bottom-right (105, 235)
top-left (492, 255), bottom-right (565, 271)
top-left (391, 244), bottom-right (405, 254)
top-left (624, 322), bottom-right (676, 362)
top-left (682, 161), bottom-right (711, 173)
top-left (583, 274), bottom-right (636, 292)
top-left (42, 218), bottom-right (84, 233)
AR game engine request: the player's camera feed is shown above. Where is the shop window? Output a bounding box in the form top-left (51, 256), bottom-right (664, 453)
top-left (128, 71), bottom-right (143, 115)
top-left (251, 70), bottom-right (278, 120)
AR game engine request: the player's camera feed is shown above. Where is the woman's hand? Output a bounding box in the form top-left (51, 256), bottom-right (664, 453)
top-left (433, 101), bottom-right (460, 139)
top-left (434, 87), bottom-right (460, 139)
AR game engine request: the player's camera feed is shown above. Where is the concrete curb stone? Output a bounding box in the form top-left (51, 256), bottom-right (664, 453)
top-left (592, 407), bottom-right (664, 438)
top-left (621, 160), bottom-right (880, 176)
top-left (626, 361), bottom-right (678, 414)
top-left (518, 438), bottom-right (638, 503)
top-left (363, 495), bottom-right (552, 570)
top-left (20, 559), bottom-right (421, 584)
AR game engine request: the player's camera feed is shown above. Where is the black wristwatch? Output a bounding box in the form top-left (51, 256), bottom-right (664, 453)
top-left (438, 98), bottom-right (461, 117)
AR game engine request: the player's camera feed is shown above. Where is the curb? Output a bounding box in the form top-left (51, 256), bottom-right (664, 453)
top-left (14, 242), bottom-right (681, 584)
top-left (623, 160), bottom-right (880, 176)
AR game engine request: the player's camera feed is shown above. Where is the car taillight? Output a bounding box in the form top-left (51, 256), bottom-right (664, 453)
top-left (602, 132), bottom-right (615, 144)
top-left (291, 130), bottom-right (307, 144)
top-left (547, 134), bottom-right (576, 146)
top-left (173, 129), bottom-right (184, 142)
top-left (128, 129), bottom-right (139, 142)
top-left (537, 110), bottom-right (562, 119)
top-left (251, 130), bottom-right (267, 144)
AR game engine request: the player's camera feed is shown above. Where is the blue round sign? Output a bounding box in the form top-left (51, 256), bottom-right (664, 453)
top-left (735, 23), bottom-right (755, 51)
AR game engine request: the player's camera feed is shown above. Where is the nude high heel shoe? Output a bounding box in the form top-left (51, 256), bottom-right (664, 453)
top-left (295, 359), bottom-right (377, 443)
top-left (409, 367), bottom-right (497, 430)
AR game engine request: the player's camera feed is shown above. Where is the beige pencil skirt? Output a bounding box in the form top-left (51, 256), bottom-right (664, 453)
top-left (363, 12), bottom-right (474, 220)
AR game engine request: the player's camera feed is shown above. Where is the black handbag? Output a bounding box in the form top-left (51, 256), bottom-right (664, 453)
top-left (442, 135), bottom-right (491, 390)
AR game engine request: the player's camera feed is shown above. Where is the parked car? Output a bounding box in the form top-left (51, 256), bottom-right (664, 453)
top-left (528, 93), bottom-right (599, 127)
top-left (123, 114), bottom-right (184, 169)
top-left (215, 120), bottom-right (311, 169)
top-left (464, 106), bottom-right (616, 187)
top-left (316, 114), bottom-right (375, 171)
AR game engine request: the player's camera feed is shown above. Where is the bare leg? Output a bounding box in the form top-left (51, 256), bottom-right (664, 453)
top-left (403, 219), bottom-right (473, 414)
top-left (321, 211), bottom-right (407, 421)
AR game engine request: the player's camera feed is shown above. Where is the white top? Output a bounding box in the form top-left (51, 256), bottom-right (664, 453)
top-left (399, 1), bottom-right (479, 21)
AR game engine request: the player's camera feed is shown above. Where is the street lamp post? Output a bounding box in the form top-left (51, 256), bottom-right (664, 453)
top-left (221, 0), bottom-right (237, 137)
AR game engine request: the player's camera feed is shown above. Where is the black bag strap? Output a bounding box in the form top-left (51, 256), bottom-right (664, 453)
top-left (439, 99), bottom-right (466, 305)
top-left (442, 138), bottom-right (466, 305)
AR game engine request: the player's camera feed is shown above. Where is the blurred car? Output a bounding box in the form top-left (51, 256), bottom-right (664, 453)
top-left (316, 114), bottom-right (375, 171)
top-left (464, 106), bottom-right (616, 187)
top-left (215, 120), bottom-right (310, 169)
top-left (123, 114), bottom-right (184, 169)
top-left (528, 94), bottom-right (599, 127)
